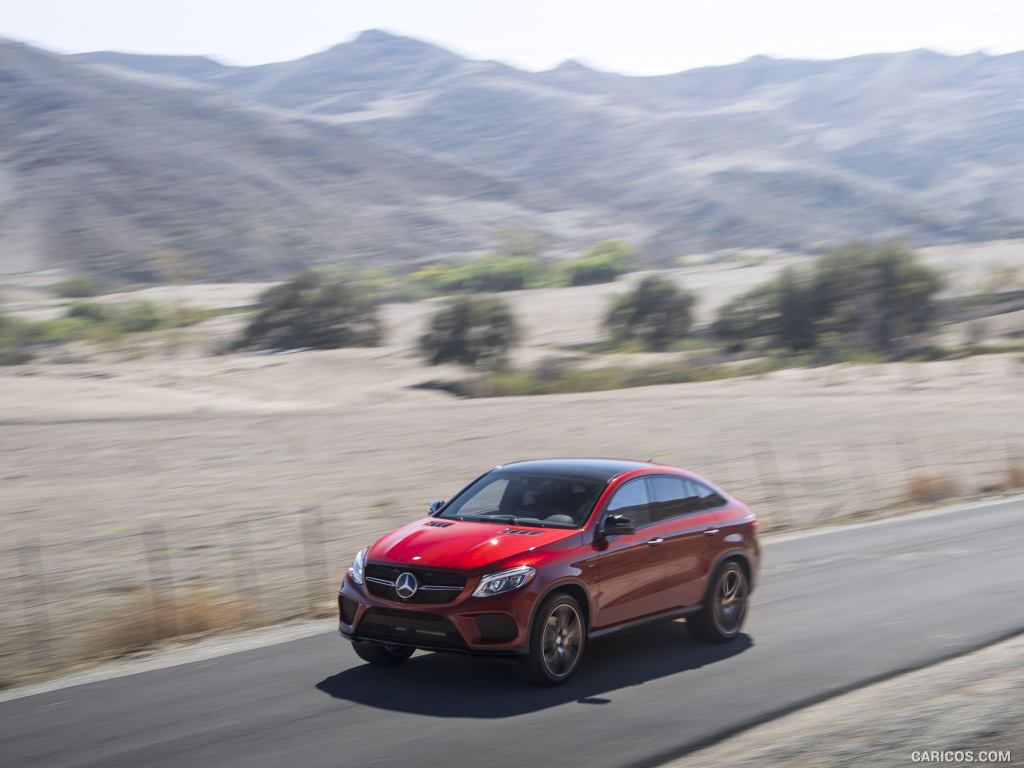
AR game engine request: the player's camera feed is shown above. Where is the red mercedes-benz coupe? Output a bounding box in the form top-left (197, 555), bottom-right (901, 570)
top-left (338, 458), bottom-right (759, 684)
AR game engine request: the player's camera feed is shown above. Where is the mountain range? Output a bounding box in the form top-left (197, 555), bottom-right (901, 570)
top-left (2, 30), bottom-right (1023, 281)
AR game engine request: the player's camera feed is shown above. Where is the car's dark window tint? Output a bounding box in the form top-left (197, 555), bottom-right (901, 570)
top-left (606, 478), bottom-right (651, 527)
top-left (648, 475), bottom-right (727, 521)
top-left (648, 476), bottom-right (689, 520)
top-left (692, 480), bottom-right (726, 510)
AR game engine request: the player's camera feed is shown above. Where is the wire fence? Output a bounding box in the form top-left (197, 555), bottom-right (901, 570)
top-left (1, 431), bottom-right (1021, 683)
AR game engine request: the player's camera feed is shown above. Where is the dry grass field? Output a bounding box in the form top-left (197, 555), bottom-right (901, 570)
top-left (1, 242), bottom-right (1023, 683)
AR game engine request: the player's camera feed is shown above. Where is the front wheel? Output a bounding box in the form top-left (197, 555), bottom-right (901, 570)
top-left (517, 593), bottom-right (586, 685)
top-left (352, 640), bottom-right (414, 665)
top-left (689, 560), bottom-right (749, 643)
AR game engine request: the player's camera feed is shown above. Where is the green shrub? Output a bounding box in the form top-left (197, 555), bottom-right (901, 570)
top-left (464, 356), bottom-right (790, 397)
top-left (713, 242), bottom-right (944, 356)
top-left (67, 301), bottom-right (113, 323)
top-left (440, 256), bottom-right (544, 293)
top-left (0, 347), bottom-right (32, 365)
top-left (0, 300), bottom-right (217, 361)
top-left (236, 270), bottom-right (381, 351)
top-left (419, 295), bottom-right (520, 369)
top-left (605, 275), bottom-right (696, 351)
top-left (52, 275), bottom-right (103, 298)
top-left (407, 240), bottom-right (635, 296)
top-left (0, 314), bottom-right (34, 365)
top-left (557, 241), bottom-right (633, 286)
top-left (114, 301), bottom-right (163, 333)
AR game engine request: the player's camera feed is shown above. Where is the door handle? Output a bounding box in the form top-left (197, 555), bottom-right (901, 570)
top-left (703, 528), bottom-right (720, 536)
top-left (646, 537), bottom-right (664, 545)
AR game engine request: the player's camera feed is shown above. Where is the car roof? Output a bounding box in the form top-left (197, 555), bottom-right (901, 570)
top-left (495, 458), bottom-right (659, 482)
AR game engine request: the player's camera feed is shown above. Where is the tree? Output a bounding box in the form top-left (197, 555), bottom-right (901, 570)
top-left (809, 243), bottom-right (943, 353)
top-left (605, 275), bottom-right (696, 351)
top-left (713, 242), bottom-right (944, 355)
top-left (236, 270), bottom-right (382, 351)
top-left (776, 267), bottom-right (816, 350)
top-left (52, 275), bottom-right (103, 298)
top-left (0, 313), bottom-right (34, 365)
top-left (419, 295), bottom-right (520, 369)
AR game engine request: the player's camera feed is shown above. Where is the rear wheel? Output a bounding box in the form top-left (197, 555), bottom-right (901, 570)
top-left (689, 560), bottom-right (749, 643)
top-left (352, 640), bottom-right (414, 665)
top-left (517, 593), bottom-right (586, 685)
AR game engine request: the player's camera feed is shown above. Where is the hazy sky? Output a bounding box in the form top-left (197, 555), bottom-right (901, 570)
top-left (2, 0), bottom-right (1022, 73)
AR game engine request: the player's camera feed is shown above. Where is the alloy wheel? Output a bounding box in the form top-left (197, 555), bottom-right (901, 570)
top-left (541, 603), bottom-right (583, 678)
top-left (712, 565), bottom-right (748, 636)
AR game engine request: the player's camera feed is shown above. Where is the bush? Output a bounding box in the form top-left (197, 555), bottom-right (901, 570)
top-left (65, 300), bottom-right (191, 337)
top-left (237, 270), bottom-right (382, 351)
top-left (52, 275), bottom-right (103, 298)
top-left (416, 256), bottom-right (544, 294)
top-left (87, 587), bottom-right (253, 658)
top-left (905, 471), bottom-right (956, 505)
top-left (67, 300), bottom-right (113, 323)
top-left (557, 241), bottom-right (633, 286)
top-left (0, 314), bottom-right (37, 365)
top-left (114, 301), bottom-right (163, 333)
top-left (419, 295), bottom-right (520, 369)
top-left (605, 275), bottom-right (696, 351)
top-left (463, 356), bottom-right (789, 397)
top-left (0, 301), bottom-right (216, 361)
top-left (714, 242), bottom-right (944, 356)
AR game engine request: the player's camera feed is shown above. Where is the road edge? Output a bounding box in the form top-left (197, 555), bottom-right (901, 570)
top-left (3, 492), bottom-right (1022, 703)
top-left (629, 631), bottom-right (1024, 768)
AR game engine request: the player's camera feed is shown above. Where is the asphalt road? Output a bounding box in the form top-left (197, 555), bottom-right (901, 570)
top-left (5, 498), bottom-right (1024, 768)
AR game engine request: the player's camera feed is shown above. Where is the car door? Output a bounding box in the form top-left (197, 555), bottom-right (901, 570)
top-left (646, 475), bottom-right (723, 608)
top-left (590, 477), bottom-right (678, 628)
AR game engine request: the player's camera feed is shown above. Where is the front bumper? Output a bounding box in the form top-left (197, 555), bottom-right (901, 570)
top-left (338, 571), bottom-right (535, 655)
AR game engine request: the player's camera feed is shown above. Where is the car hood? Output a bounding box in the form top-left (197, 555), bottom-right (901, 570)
top-left (367, 518), bottom-right (580, 572)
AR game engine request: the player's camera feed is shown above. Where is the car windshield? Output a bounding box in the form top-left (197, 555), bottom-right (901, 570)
top-left (438, 471), bottom-right (604, 529)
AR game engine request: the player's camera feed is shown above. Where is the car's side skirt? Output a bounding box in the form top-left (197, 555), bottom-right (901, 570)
top-left (588, 604), bottom-right (701, 640)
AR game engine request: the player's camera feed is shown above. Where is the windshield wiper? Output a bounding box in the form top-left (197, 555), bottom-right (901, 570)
top-left (459, 515), bottom-right (576, 530)
top-left (459, 514), bottom-right (520, 525)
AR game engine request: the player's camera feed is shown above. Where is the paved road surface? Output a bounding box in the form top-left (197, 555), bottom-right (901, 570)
top-left (4, 499), bottom-right (1024, 768)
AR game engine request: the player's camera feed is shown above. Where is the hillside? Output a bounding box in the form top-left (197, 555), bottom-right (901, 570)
top-left (0, 40), bottom-right (613, 281)
top-left (4, 32), bottom-right (1023, 281)
top-left (77, 31), bottom-right (1024, 258)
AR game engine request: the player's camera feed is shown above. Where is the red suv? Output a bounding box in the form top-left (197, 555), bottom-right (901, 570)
top-left (338, 459), bottom-right (759, 685)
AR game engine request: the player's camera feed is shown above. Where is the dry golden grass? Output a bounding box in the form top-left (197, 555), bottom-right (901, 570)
top-left (1005, 462), bottom-right (1024, 490)
top-left (86, 586), bottom-right (254, 659)
top-left (905, 471), bottom-right (957, 505)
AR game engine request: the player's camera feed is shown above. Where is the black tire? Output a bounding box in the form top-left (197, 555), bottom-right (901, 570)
top-left (689, 560), bottom-right (749, 643)
top-left (352, 640), bottom-right (414, 666)
top-left (517, 592), bottom-right (586, 685)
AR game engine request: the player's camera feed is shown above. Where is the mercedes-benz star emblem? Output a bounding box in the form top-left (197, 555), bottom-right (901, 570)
top-left (395, 571), bottom-right (419, 599)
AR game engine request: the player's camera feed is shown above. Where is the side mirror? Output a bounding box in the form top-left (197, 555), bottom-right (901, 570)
top-left (427, 500), bottom-right (446, 515)
top-left (601, 514), bottom-right (635, 536)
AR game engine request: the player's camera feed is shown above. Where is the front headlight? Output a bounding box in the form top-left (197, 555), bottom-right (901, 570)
top-left (348, 548), bottom-right (367, 585)
top-left (472, 566), bottom-right (536, 597)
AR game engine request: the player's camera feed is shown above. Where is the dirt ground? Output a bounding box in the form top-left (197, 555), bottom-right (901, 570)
top-left (1, 241), bottom-right (1023, 681)
top-left (668, 633), bottom-right (1024, 768)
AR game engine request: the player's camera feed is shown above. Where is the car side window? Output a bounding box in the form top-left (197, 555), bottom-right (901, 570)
top-left (648, 475), bottom-right (726, 521)
top-left (605, 478), bottom-right (651, 527)
top-left (692, 480), bottom-right (726, 510)
top-left (647, 475), bottom-right (689, 520)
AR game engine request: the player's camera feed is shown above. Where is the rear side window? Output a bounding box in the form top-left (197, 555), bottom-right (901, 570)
top-left (606, 478), bottom-right (651, 527)
top-left (692, 481), bottom-right (726, 510)
top-left (647, 475), bottom-right (726, 521)
top-left (648, 476), bottom-right (690, 520)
